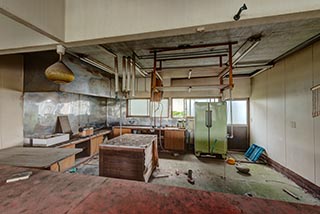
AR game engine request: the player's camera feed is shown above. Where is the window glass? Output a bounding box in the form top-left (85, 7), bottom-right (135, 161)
top-left (173, 98), bottom-right (218, 117)
top-left (128, 99), bottom-right (149, 116)
top-left (188, 98), bottom-right (216, 117)
top-left (172, 98), bottom-right (185, 117)
top-left (227, 100), bottom-right (247, 125)
top-left (150, 99), bottom-right (169, 117)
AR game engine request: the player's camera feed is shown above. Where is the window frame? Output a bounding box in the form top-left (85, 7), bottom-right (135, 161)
top-left (171, 97), bottom-right (220, 118)
top-left (149, 98), bottom-right (169, 118)
top-left (226, 98), bottom-right (249, 126)
top-left (126, 98), bottom-right (150, 117)
top-left (126, 98), bottom-right (169, 118)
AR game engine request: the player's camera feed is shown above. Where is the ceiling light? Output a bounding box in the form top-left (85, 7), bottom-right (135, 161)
top-left (45, 45), bottom-right (75, 84)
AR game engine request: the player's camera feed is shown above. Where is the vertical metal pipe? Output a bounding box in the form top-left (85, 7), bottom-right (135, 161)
top-left (132, 56), bottom-right (136, 97)
top-left (228, 44), bottom-right (234, 88)
top-left (152, 52), bottom-right (157, 97)
top-left (229, 89), bottom-right (234, 139)
top-left (126, 58), bottom-right (131, 92)
top-left (151, 52), bottom-right (157, 126)
top-left (114, 57), bottom-right (119, 93)
top-left (207, 102), bottom-right (211, 153)
top-left (122, 57), bottom-right (126, 92)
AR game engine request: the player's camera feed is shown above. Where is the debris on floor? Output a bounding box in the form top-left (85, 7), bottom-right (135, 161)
top-left (75, 153), bottom-right (320, 205)
top-left (152, 169), bottom-right (170, 179)
top-left (187, 169), bottom-right (195, 185)
top-left (172, 153), bottom-right (179, 157)
top-left (153, 174), bottom-right (170, 178)
top-left (6, 171), bottom-right (32, 183)
top-left (175, 169), bottom-right (180, 176)
top-left (283, 188), bottom-right (300, 200)
top-left (235, 163), bottom-right (250, 175)
top-left (226, 157), bottom-right (236, 165)
top-left (244, 192), bottom-right (255, 197)
top-left (69, 167), bottom-right (77, 173)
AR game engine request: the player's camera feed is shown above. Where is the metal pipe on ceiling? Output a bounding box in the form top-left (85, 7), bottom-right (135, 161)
top-left (149, 41), bottom-right (237, 53)
top-left (156, 54), bottom-right (227, 62)
top-left (143, 64), bottom-right (222, 70)
top-left (138, 49), bottom-right (228, 60)
top-left (218, 36), bottom-right (261, 79)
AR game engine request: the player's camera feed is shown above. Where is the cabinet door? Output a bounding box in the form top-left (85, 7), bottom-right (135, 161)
top-left (164, 130), bottom-right (185, 151)
top-left (90, 135), bottom-right (103, 155)
top-left (113, 128), bottom-right (132, 137)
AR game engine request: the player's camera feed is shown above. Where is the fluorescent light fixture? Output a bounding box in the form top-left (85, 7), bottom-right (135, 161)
top-left (311, 84), bottom-right (320, 91)
top-left (232, 40), bottom-right (260, 65)
top-left (250, 65), bottom-right (273, 78)
top-left (80, 57), bottom-right (115, 74)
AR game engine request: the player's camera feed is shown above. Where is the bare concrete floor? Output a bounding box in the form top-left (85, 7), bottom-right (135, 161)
top-left (73, 152), bottom-right (320, 206)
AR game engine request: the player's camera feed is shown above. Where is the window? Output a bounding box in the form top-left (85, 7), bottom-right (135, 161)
top-left (227, 100), bottom-right (248, 125)
top-left (127, 99), bottom-right (169, 117)
top-left (127, 99), bottom-right (150, 116)
top-left (150, 99), bottom-right (169, 117)
top-left (172, 98), bottom-right (185, 118)
top-left (172, 98), bottom-right (218, 118)
top-left (187, 98), bottom-right (217, 117)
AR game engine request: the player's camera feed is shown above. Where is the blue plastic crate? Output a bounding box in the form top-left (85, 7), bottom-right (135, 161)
top-left (245, 144), bottom-right (265, 162)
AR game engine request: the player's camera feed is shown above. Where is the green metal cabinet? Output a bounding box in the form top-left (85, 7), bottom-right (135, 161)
top-left (194, 102), bottom-right (227, 158)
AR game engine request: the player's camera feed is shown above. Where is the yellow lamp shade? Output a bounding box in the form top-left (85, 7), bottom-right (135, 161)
top-left (45, 61), bottom-right (75, 84)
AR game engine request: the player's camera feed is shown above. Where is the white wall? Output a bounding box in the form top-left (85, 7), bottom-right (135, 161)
top-left (64, 0), bottom-right (320, 43)
top-left (0, 55), bottom-right (24, 149)
top-left (250, 41), bottom-right (320, 186)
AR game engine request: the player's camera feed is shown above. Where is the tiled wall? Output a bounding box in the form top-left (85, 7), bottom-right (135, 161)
top-left (23, 92), bottom-right (108, 137)
top-left (24, 93), bottom-right (184, 138)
